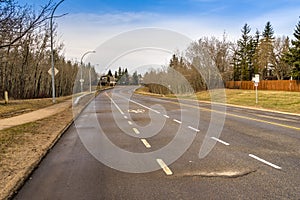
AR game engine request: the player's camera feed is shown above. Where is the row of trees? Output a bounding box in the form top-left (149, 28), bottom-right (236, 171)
top-left (106, 67), bottom-right (141, 85)
top-left (230, 19), bottom-right (300, 81)
top-left (143, 55), bottom-right (206, 94)
top-left (233, 22), bottom-right (291, 81)
top-left (144, 18), bottom-right (300, 94)
top-left (0, 0), bottom-right (97, 99)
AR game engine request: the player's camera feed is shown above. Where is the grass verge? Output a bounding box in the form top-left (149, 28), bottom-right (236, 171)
top-left (136, 87), bottom-right (300, 114)
top-left (0, 90), bottom-right (102, 200)
top-left (0, 96), bottom-right (72, 119)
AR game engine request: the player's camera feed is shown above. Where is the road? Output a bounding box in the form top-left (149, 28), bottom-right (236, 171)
top-left (14, 86), bottom-right (300, 199)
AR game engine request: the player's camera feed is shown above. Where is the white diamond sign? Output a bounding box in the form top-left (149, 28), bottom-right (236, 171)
top-left (48, 67), bottom-right (59, 76)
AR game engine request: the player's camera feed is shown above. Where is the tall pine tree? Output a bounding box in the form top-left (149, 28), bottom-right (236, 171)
top-left (257, 21), bottom-right (275, 79)
top-left (234, 23), bottom-right (255, 80)
top-left (284, 17), bottom-right (300, 80)
top-left (252, 30), bottom-right (260, 75)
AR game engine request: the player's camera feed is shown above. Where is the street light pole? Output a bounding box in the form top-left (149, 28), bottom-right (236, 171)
top-left (89, 67), bottom-right (92, 92)
top-left (50, 0), bottom-right (65, 103)
top-left (80, 50), bottom-right (96, 93)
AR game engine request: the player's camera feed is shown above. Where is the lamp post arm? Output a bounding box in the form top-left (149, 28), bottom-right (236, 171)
top-left (80, 50), bottom-right (96, 92)
top-left (81, 50), bottom-right (96, 65)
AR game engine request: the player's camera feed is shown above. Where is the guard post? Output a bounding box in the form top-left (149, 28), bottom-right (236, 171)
top-left (4, 91), bottom-right (8, 104)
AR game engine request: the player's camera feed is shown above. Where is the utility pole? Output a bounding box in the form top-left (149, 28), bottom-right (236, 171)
top-left (50, 0), bottom-right (65, 103)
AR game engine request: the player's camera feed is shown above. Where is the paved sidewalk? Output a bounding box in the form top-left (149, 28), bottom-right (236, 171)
top-left (0, 100), bottom-right (72, 131)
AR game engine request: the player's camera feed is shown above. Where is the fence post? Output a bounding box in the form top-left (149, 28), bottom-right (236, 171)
top-left (4, 91), bottom-right (8, 104)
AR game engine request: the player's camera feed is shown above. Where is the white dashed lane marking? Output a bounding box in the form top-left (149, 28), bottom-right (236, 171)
top-left (109, 91), bottom-right (287, 172)
top-left (173, 119), bottom-right (182, 124)
top-left (133, 128), bottom-right (140, 134)
top-left (188, 126), bottom-right (200, 132)
top-left (211, 137), bottom-right (230, 146)
top-left (249, 154), bottom-right (282, 170)
top-left (141, 139), bottom-right (151, 148)
top-left (156, 159), bottom-right (173, 176)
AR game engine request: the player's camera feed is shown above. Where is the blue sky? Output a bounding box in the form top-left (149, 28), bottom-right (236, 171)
top-left (17, 0), bottom-right (300, 72)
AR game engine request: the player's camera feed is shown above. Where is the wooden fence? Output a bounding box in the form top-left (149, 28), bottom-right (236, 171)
top-left (225, 80), bottom-right (300, 92)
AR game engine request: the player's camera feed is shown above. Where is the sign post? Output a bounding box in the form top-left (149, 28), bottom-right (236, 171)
top-left (252, 74), bottom-right (260, 104)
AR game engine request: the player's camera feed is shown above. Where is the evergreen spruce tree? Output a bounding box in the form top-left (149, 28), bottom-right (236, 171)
top-left (118, 67), bottom-right (122, 77)
top-left (262, 21), bottom-right (274, 41)
top-left (124, 68), bottom-right (129, 85)
top-left (235, 23), bottom-right (253, 80)
top-left (284, 17), bottom-right (300, 80)
top-left (257, 21), bottom-right (275, 79)
top-left (132, 71), bottom-right (139, 85)
top-left (107, 69), bottom-right (113, 77)
top-left (252, 30), bottom-right (260, 74)
top-left (114, 71), bottom-right (118, 79)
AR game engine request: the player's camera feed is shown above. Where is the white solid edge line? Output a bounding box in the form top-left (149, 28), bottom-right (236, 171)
top-left (156, 159), bottom-right (173, 175)
top-left (211, 137), bottom-right (230, 146)
top-left (173, 119), bottom-right (182, 124)
top-left (249, 154), bottom-right (282, 170)
top-left (116, 94), bottom-right (161, 114)
top-left (188, 126), bottom-right (200, 132)
top-left (133, 128), bottom-right (140, 134)
top-left (163, 114), bottom-right (170, 118)
top-left (141, 139), bottom-right (151, 148)
top-left (106, 95), bottom-right (124, 115)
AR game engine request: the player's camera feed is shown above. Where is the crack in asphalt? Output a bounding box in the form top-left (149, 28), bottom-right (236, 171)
top-left (180, 169), bottom-right (257, 178)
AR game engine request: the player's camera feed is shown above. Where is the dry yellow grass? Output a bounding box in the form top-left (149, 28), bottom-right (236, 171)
top-left (136, 87), bottom-right (300, 114)
top-left (0, 92), bottom-right (96, 200)
top-left (0, 107), bottom-right (74, 200)
top-left (0, 96), bottom-right (72, 119)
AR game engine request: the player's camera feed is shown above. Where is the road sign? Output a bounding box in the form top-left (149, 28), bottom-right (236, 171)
top-left (254, 74), bottom-right (260, 83)
top-left (48, 67), bottom-right (59, 76)
top-left (253, 75), bottom-right (259, 104)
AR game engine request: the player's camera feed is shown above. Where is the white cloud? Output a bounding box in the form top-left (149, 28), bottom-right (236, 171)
top-left (57, 8), bottom-right (298, 71)
top-left (59, 12), bottom-right (238, 60)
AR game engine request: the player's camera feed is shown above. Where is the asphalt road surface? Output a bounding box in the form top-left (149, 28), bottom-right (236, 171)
top-left (14, 86), bottom-right (300, 199)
